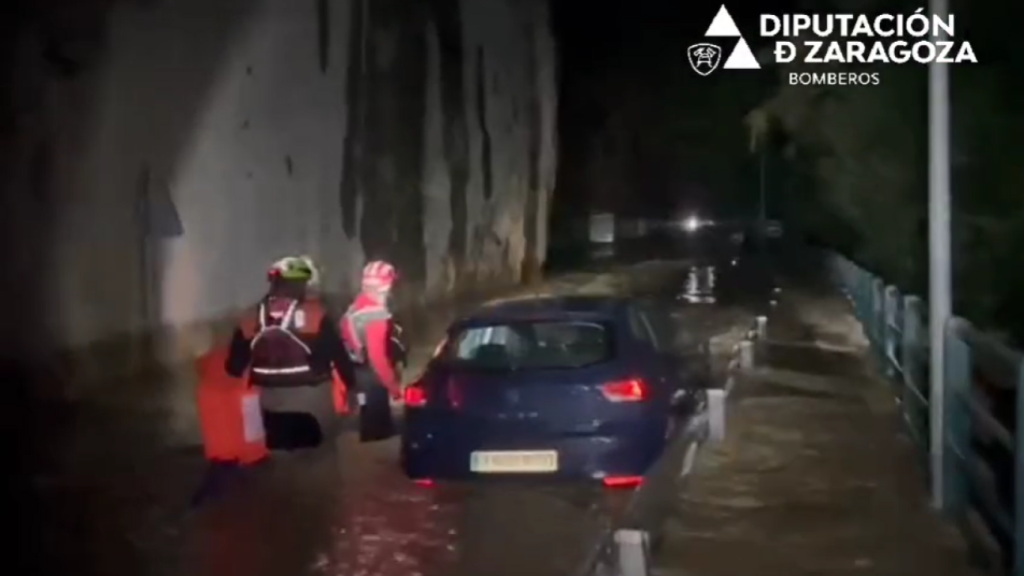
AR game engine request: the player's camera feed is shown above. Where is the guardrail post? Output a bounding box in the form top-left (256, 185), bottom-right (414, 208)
top-left (884, 286), bottom-right (899, 380)
top-left (708, 389), bottom-right (727, 442)
top-left (859, 272), bottom-right (870, 333)
top-left (1015, 360), bottom-right (1024, 576)
top-left (739, 340), bottom-right (754, 369)
top-left (831, 253), bottom-right (847, 293)
top-left (902, 296), bottom-right (922, 432)
top-left (871, 278), bottom-right (885, 354)
top-left (614, 529), bottom-right (650, 576)
top-left (856, 269), bottom-right (868, 321)
top-left (942, 323), bottom-right (970, 515)
top-left (902, 297), bottom-right (922, 388)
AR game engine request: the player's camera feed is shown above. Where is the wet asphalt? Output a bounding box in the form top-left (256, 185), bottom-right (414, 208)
top-left (24, 234), bottom-right (776, 576)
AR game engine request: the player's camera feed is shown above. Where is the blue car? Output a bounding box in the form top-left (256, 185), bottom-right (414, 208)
top-left (400, 295), bottom-right (707, 486)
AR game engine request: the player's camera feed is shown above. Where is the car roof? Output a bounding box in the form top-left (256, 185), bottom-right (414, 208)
top-left (457, 295), bottom-right (628, 327)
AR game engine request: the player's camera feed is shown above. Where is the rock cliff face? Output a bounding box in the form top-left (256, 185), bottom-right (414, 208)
top-left (0, 0), bottom-right (557, 396)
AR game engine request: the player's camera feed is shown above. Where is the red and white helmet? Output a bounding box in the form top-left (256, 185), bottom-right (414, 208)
top-left (361, 260), bottom-right (397, 291)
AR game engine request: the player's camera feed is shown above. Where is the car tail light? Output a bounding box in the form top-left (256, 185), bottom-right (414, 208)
top-left (404, 382), bottom-right (427, 407)
top-left (603, 476), bottom-right (644, 488)
top-left (413, 478), bottom-right (434, 487)
top-left (600, 378), bottom-right (649, 402)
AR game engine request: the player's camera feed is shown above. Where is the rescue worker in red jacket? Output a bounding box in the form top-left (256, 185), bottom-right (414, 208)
top-left (226, 257), bottom-right (356, 449)
top-left (341, 260), bottom-right (403, 441)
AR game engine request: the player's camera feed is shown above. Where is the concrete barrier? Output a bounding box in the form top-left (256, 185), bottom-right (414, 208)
top-left (614, 529), bottom-right (651, 576)
top-left (708, 389), bottom-right (727, 442)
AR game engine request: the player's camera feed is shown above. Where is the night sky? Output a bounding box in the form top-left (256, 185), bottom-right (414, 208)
top-left (551, 0), bottom-right (801, 218)
top-left (552, 1), bottom-right (801, 75)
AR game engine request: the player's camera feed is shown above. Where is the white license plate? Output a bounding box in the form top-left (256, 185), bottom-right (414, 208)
top-left (470, 450), bottom-right (558, 473)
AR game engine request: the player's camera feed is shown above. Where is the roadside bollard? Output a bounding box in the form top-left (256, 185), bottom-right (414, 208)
top-left (614, 529), bottom-right (651, 576)
top-left (755, 315), bottom-right (768, 338)
top-left (708, 388), bottom-right (727, 441)
top-left (681, 439), bottom-right (699, 477)
top-left (739, 339), bottom-right (754, 369)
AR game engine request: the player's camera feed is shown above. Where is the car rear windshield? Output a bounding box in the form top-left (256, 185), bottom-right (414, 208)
top-left (445, 320), bottom-right (614, 370)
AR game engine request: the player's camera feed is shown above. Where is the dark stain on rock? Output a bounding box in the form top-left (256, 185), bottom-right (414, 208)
top-left (427, 0), bottom-right (470, 275)
top-left (357, 0), bottom-right (428, 283)
top-left (241, 119), bottom-right (249, 130)
top-left (474, 46), bottom-right (494, 200)
top-left (135, 164), bottom-right (155, 328)
top-left (317, 0), bottom-right (330, 73)
top-left (246, 66), bottom-right (253, 76)
top-left (40, 8), bottom-right (107, 79)
top-left (284, 155), bottom-right (294, 176)
top-left (136, 164), bottom-right (150, 205)
top-left (43, 39), bottom-right (84, 78)
top-left (339, 0), bottom-right (366, 239)
top-left (523, 26), bottom-right (543, 279)
top-left (29, 138), bottom-right (54, 208)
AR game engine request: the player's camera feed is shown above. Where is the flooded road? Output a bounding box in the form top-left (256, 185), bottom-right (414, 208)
top-left (27, 244), bottom-right (774, 576)
top-left (653, 279), bottom-right (980, 576)
top-left (180, 437), bottom-right (634, 576)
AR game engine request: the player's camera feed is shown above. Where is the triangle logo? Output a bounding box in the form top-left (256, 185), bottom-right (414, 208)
top-left (704, 5), bottom-right (742, 37)
top-left (688, 5), bottom-right (761, 74)
top-left (723, 37), bottom-right (760, 69)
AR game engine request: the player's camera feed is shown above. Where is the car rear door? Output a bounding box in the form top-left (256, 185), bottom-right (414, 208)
top-left (625, 304), bottom-right (675, 400)
top-left (632, 302), bottom-right (707, 414)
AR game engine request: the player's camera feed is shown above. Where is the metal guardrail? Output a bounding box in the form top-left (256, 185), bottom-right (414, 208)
top-left (829, 253), bottom-right (1023, 576)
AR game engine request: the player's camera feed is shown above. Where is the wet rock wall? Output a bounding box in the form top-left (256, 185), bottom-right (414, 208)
top-left (1, 0), bottom-right (558, 399)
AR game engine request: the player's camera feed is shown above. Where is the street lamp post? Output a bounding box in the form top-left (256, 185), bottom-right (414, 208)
top-left (928, 0), bottom-right (953, 510)
top-left (759, 147), bottom-right (767, 224)
top-left (746, 108), bottom-right (769, 229)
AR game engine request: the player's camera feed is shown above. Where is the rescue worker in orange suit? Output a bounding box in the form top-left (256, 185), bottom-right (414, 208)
top-left (341, 260), bottom-right (404, 441)
top-left (226, 257), bottom-right (356, 450)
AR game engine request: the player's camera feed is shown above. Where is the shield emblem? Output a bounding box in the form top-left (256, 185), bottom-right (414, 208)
top-left (687, 43), bottom-right (721, 76)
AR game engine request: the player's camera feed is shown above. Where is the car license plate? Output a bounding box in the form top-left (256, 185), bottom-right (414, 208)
top-left (470, 450), bottom-right (558, 473)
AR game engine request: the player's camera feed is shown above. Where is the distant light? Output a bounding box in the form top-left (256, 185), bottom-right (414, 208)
top-left (683, 215), bottom-right (700, 232)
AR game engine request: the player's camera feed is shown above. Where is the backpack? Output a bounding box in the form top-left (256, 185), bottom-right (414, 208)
top-left (249, 298), bottom-right (313, 384)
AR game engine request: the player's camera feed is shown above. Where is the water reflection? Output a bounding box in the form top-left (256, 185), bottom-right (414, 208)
top-left (36, 377), bottom-right (654, 576)
top-left (186, 452), bottom-right (343, 576)
top-left (679, 266), bottom-right (716, 304)
top-left (318, 452), bottom-right (458, 576)
top-left (184, 438), bottom-right (459, 576)
top-left (448, 482), bottom-right (631, 576)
